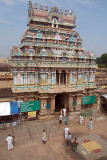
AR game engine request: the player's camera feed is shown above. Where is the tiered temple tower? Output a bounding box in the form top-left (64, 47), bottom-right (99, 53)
top-left (9, 1), bottom-right (97, 118)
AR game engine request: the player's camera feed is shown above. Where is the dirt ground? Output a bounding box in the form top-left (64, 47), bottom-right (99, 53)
top-left (0, 112), bottom-right (107, 160)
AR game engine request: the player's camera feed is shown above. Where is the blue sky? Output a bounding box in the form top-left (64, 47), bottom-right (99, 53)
top-left (0, 0), bottom-right (107, 58)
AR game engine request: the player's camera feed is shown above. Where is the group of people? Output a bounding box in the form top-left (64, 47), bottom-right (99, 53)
top-left (6, 111), bottom-right (93, 151)
top-left (6, 130), bottom-right (47, 151)
top-left (64, 127), bottom-right (78, 152)
top-left (79, 115), bottom-right (93, 130)
top-left (59, 108), bottom-right (69, 125)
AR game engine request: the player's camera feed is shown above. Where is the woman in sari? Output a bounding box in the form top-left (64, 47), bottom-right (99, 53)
top-left (65, 116), bottom-right (69, 125)
top-left (73, 138), bottom-right (78, 152)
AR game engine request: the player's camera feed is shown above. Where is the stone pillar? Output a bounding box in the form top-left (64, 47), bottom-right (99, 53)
top-left (77, 73), bottom-right (79, 84)
top-left (59, 73), bottom-right (61, 85)
top-left (32, 72), bottom-right (35, 84)
top-left (45, 73), bottom-right (48, 84)
top-left (27, 73), bottom-right (30, 84)
top-left (35, 72), bottom-right (38, 84)
top-left (50, 96), bottom-right (55, 114)
top-left (13, 72), bottom-right (17, 85)
top-left (65, 70), bottom-right (69, 85)
top-left (63, 72), bottom-right (64, 84)
top-left (58, 70), bottom-right (62, 85)
top-left (40, 73), bottom-right (43, 84)
top-left (65, 73), bottom-right (67, 85)
top-left (25, 72), bottom-right (28, 84)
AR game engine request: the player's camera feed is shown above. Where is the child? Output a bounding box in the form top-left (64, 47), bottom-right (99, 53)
top-left (42, 130), bottom-right (46, 144)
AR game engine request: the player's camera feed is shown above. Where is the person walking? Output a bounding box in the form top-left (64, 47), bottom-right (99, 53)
top-left (79, 115), bottom-right (83, 125)
top-left (42, 130), bottom-right (46, 144)
top-left (6, 134), bottom-right (13, 151)
top-left (64, 127), bottom-right (69, 139)
top-left (60, 108), bottom-right (63, 115)
top-left (73, 138), bottom-right (78, 152)
top-left (89, 119), bottom-right (93, 130)
top-left (65, 116), bottom-right (69, 125)
top-left (59, 114), bottom-right (63, 124)
top-left (67, 131), bottom-right (71, 145)
top-left (63, 108), bottom-right (66, 117)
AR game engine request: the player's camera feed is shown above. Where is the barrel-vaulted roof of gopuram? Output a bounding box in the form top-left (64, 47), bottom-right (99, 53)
top-left (28, 1), bottom-right (76, 27)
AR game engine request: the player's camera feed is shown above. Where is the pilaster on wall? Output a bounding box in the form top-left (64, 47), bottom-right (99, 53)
top-left (39, 97), bottom-right (48, 116)
top-left (50, 96), bottom-right (55, 114)
top-left (69, 94), bottom-right (82, 112)
top-left (76, 94), bottom-right (82, 111)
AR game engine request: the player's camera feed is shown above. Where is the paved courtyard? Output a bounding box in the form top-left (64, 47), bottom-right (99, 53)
top-left (0, 113), bottom-right (107, 160)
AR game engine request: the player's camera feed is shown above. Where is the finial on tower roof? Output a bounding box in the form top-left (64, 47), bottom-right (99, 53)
top-left (40, 4), bottom-right (43, 10)
top-left (60, 9), bottom-right (63, 14)
top-left (34, 3), bottom-right (37, 9)
top-left (65, 10), bottom-right (68, 15)
top-left (68, 10), bottom-right (72, 15)
top-left (51, 7), bottom-right (58, 12)
top-left (45, 5), bottom-right (48, 11)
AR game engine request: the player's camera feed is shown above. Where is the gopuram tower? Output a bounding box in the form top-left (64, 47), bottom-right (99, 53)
top-left (9, 1), bottom-right (97, 119)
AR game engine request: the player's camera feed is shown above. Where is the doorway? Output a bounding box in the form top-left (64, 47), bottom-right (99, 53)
top-left (55, 94), bottom-right (69, 112)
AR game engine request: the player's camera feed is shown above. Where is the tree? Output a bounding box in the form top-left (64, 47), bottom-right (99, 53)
top-left (96, 53), bottom-right (107, 68)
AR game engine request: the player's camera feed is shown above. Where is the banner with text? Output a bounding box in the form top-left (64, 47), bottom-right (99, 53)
top-left (82, 95), bottom-right (96, 105)
top-left (20, 101), bottom-right (40, 113)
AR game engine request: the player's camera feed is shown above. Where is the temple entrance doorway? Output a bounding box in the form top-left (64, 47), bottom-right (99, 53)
top-left (55, 94), bottom-right (69, 112)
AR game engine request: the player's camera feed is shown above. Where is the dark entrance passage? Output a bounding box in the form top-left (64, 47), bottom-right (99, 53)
top-left (55, 94), bottom-right (69, 112)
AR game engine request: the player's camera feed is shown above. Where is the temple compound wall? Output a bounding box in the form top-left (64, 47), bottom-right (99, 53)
top-left (8, 1), bottom-right (97, 118)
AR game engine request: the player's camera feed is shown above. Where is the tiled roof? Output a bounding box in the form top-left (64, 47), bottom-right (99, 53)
top-left (34, 10), bottom-right (48, 18)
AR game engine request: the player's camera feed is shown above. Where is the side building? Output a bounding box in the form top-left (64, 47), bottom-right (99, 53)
top-left (95, 68), bottom-right (107, 113)
top-left (8, 1), bottom-right (97, 118)
top-left (0, 63), bottom-right (13, 102)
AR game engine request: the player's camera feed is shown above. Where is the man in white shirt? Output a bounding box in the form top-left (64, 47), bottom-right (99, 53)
top-left (59, 114), bottom-right (63, 124)
top-left (79, 115), bottom-right (83, 125)
top-left (64, 127), bottom-right (69, 139)
top-left (63, 108), bottom-right (66, 117)
top-left (67, 131), bottom-right (72, 145)
top-left (6, 134), bottom-right (13, 151)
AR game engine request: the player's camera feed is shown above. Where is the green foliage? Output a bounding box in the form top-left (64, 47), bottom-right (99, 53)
top-left (96, 53), bottom-right (107, 68)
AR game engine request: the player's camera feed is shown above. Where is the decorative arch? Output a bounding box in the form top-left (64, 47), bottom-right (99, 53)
top-left (69, 36), bottom-right (75, 43)
top-left (48, 12), bottom-right (63, 23)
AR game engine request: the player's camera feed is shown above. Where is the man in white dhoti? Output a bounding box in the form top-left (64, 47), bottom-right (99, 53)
top-left (64, 127), bottom-right (69, 139)
top-left (63, 108), bottom-right (66, 117)
top-left (6, 134), bottom-right (13, 151)
top-left (79, 115), bottom-right (83, 125)
top-left (67, 131), bottom-right (72, 145)
top-left (59, 114), bottom-right (63, 124)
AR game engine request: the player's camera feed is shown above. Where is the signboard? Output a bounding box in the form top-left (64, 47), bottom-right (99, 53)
top-left (28, 111), bottom-right (36, 118)
top-left (20, 100), bottom-right (40, 113)
top-left (82, 95), bottom-right (96, 105)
